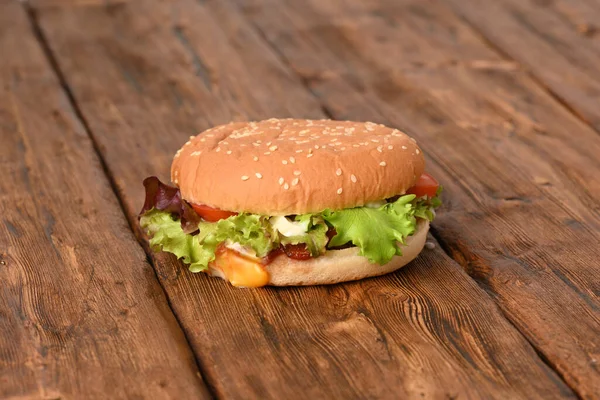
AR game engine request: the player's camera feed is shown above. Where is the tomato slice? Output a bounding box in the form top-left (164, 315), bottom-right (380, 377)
top-left (406, 172), bottom-right (439, 198)
top-left (191, 203), bottom-right (238, 222)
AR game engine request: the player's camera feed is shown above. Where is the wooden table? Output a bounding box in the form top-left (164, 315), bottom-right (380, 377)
top-left (2, 0), bottom-right (599, 398)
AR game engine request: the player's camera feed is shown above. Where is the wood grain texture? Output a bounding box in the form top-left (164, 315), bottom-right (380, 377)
top-left (443, 0), bottom-right (600, 132)
top-left (0, 2), bottom-right (209, 399)
top-left (30, 0), bottom-right (579, 398)
top-left (227, 0), bottom-right (600, 397)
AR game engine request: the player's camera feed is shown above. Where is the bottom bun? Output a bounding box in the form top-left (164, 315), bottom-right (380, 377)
top-left (266, 220), bottom-right (430, 286)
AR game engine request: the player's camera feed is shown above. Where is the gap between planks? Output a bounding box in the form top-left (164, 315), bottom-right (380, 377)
top-left (22, 4), bottom-right (217, 399)
top-left (224, 1), bottom-right (589, 397)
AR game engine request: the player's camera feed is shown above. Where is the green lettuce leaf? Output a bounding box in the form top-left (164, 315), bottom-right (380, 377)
top-left (140, 189), bottom-right (442, 271)
top-left (279, 215), bottom-right (329, 256)
top-left (197, 213), bottom-right (275, 258)
top-left (140, 209), bottom-right (213, 272)
top-left (321, 195), bottom-right (419, 265)
top-left (141, 210), bottom-right (277, 272)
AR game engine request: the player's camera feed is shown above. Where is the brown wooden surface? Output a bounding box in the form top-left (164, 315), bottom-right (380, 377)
top-left (3, 0), bottom-right (600, 398)
top-left (228, 0), bottom-right (600, 397)
top-left (0, 2), bottom-right (209, 399)
top-left (444, 0), bottom-right (600, 132)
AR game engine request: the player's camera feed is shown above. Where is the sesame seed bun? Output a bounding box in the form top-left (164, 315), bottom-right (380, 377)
top-left (171, 119), bottom-right (424, 214)
top-left (209, 220), bottom-right (429, 286)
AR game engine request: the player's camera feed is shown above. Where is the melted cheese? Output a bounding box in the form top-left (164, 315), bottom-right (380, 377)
top-left (211, 248), bottom-right (269, 288)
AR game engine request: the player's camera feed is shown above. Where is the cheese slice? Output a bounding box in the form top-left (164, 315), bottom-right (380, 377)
top-left (209, 248), bottom-right (269, 288)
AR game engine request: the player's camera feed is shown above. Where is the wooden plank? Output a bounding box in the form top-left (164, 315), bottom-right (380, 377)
top-left (443, 0), bottom-right (600, 132)
top-left (0, 2), bottom-right (209, 399)
top-left (226, 0), bottom-right (600, 397)
top-left (29, 0), bottom-right (579, 398)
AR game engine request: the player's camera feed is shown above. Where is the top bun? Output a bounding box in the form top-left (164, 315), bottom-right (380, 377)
top-left (171, 119), bottom-right (424, 215)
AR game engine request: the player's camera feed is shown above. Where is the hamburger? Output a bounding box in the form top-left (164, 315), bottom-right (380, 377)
top-left (139, 119), bottom-right (441, 287)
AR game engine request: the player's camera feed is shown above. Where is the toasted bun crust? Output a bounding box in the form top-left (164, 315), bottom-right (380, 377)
top-left (171, 119), bottom-right (424, 215)
top-left (209, 220), bottom-right (429, 286)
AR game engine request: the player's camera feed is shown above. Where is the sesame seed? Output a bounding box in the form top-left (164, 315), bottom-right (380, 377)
top-left (174, 178), bottom-right (179, 184)
top-left (222, 141), bottom-right (229, 145)
top-left (215, 147), bottom-right (221, 152)
top-left (380, 161), bottom-right (387, 167)
top-left (252, 143), bottom-right (260, 147)
top-left (289, 157), bottom-right (296, 164)
top-left (293, 170), bottom-right (301, 176)
top-left (266, 142), bottom-right (272, 146)
top-left (226, 150), bottom-right (232, 155)
top-left (388, 145), bottom-right (393, 150)
top-left (283, 183), bottom-right (289, 190)
top-left (185, 141), bottom-right (192, 146)
top-left (282, 160), bottom-right (288, 165)
top-left (292, 178), bottom-right (299, 186)
top-left (264, 151), bottom-right (271, 155)
top-left (410, 138), bottom-right (417, 143)
top-left (241, 175), bottom-right (249, 181)
top-left (191, 151), bottom-right (201, 156)
top-left (269, 145), bottom-right (278, 151)
top-left (255, 173), bottom-right (262, 179)
top-left (336, 168), bottom-right (342, 176)
top-left (278, 177), bottom-right (284, 185)
top-left (307, 153), bottom-right (313, 158)
top-left (351, 174), bottom-right (357, 183)
top-left (200, 138), bottom-right (206, 142)
top-left (377, 146), bottom-right (383, 153)
top-left (352, 144), bottom-right (360, 148)
top-left (341, 147), bottom-right (346, 150)
top-left (189, 135), bottom-right (195, 140)
top-left (330, 138), bottom-right (338, 142)
top-left (402, 146), bottom-right (407, 150)
top-left (416, 149), bottom-right (420, 154)
top-left (253, 156), bottom-right (259, 161)
top-left (315, 145), bottom-right (320, 149)
top-left (371, 139), bottom-right (379, 143)
top-left (337, 188), bottom-right (343, 194)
